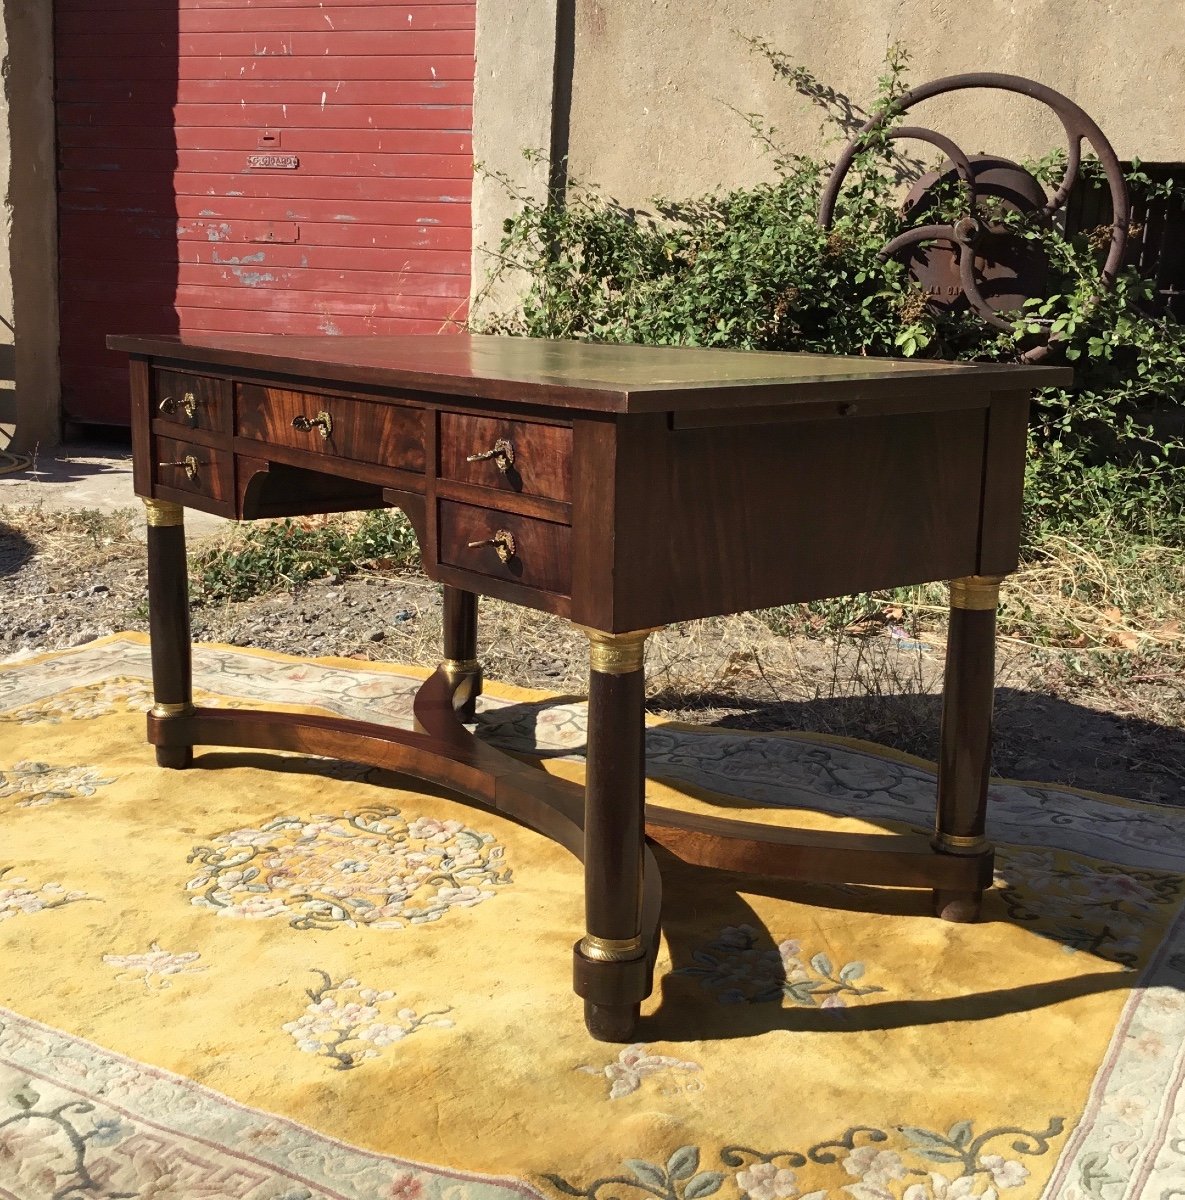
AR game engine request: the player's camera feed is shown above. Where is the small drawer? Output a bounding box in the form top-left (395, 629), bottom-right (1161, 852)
top-left (439, 412), bottom-right (571, 502)
top-left (237, 383), bottom-right (426, 473)
top-left (439, 501), bottom-right (571, 596)
top-left (153, 369), bottom-right (231, 434)
top-left (153, 434), bottom-right (233, 506)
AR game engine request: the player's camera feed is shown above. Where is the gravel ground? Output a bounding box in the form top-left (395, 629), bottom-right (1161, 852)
top-left (2, 503), bottom-right (1183, 805)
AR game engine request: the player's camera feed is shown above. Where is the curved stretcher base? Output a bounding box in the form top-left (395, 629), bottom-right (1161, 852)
top-left (147, 667), bottom-right (992, 1039)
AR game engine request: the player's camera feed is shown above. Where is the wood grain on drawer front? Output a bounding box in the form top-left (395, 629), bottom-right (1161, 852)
top-left (439, 412), bottom-right (571, 501)
top-left (236, 383), bottom-right (426, 472)
top-left (153, 369), bottom-right (231, 435)
top-left (439, 501), bottom-right (571, 596)
top-left (153, 433), bottom-right (233, 505)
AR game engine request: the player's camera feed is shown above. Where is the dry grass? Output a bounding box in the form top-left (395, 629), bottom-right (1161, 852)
top-left (188, 513), bottom-right (1185, 739)
top-left (4, 503), bottom-right (1181, 793)
top-left (7, 505), bottom-right (1182, 716)
top-left (0, 504), bottom-right (140, 574)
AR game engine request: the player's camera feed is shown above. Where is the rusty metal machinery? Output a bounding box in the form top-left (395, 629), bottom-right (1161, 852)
top-left (818, 73), bottom-right (1130, 361)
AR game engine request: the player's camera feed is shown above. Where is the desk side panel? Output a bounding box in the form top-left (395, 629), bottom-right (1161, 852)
top-left (977, 390), bottom-right (1032, 577)
top-left (129, 357), bottom-right (153, 498)
top-left (609, 406), bottom-right (988, 631)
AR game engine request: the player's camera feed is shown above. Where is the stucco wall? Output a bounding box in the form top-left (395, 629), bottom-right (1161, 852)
top-left (566, 0), bottom-right (1184, 204)
top-left (2, 0), bottom-right (60, 451)
top-left (471, 0), bottom-right (562, 319)
top-left (473, 0), bottom-right (1184, 306)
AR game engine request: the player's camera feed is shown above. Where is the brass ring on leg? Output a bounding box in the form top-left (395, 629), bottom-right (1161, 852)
top-left (932, 830), bottom-right (990, 856)
top-left (949, 575), bottom-right (1004, 611)
top-left (143, 499), bottom-right (185, 527)
top-left (580, 934), bottom-right (645, 962)
top-left (579, 627), bottom-right (661, 675)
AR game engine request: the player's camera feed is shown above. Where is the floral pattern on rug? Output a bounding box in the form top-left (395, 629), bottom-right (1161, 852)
top-left (7, 636), bottom-right (1185, 1194)
top-left (0, 675), bottom-right (153, 724)
top-left (0, 676), bottom-right (238, 725)
top-left (673, 924), bottom-right (885, 1008)
top-left (102, 942), bottom-right (206, 991)
top-left (186, 805), bottom-right (513, 930)
top-left (0, 760), bottom-right (115, 809)
top-left (0, 867), bottom-right (93, 923)
top-left (0, 1007), bottom-right (543, 1200)
top-left (541, 1121), bottom-right (1063, 1200)
top-left (994, 847), bottom-right (1183, 968)
top-left (283, 969), bottom-right (454, 1070)
top-left (577, 1045), bottom-right (703, 1101)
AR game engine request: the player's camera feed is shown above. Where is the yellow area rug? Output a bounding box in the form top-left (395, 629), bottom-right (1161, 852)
top-left (2, 632), bottom-right (1184, 1199)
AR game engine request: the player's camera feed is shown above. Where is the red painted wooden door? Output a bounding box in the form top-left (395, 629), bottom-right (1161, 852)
top-left (55, 0), bottom-right (474, 426)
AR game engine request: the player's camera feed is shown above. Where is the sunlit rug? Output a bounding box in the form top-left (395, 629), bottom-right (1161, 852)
top-left (1, 633), bottom-right (1184, 1199)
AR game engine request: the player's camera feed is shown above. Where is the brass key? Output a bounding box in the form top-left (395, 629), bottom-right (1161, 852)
top-left (466, 438), bottom-right (515, 473)
top-left (467, 529), bottom-right (517, 563)
top-left (157, 455), bottom-right (201, 480)
top-left (292, 410), bottom-right (334, 440)
top-left (159, 391), bottom-right (198, 421)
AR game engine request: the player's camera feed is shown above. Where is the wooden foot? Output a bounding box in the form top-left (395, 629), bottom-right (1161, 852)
top-left (933, 888), bottom-right (982, 923)
top-left (584, 1000), bottom-right (640, 1043)
top-left (155, 745), bottom-right (194, 770)
top-left (573, 940), bottom-right (652, 1040)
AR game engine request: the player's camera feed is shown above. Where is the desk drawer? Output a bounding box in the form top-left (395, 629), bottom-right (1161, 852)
top-left (153, 433), bottom-right (233, 506)
top-left (154, 369), bottom-right (231, 434)
top-left (237, 383), bottom-right (426, 473)
top-left (439, 500), bottom-right (571, 596)
top-left (439, 412), bottom-right (571, 502)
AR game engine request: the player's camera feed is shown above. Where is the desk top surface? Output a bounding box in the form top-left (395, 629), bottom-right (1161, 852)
top-left (108, 332), bottom-right (1072, 414)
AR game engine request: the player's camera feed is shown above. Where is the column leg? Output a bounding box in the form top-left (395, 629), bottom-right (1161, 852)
top-left (144, 499), bottom-right (194, 770)
top-left (933, 574), bottom-right (1003, 922)
top-left (441, 586), bottom-right (481, 722)
top-left (572, 628), bottom-right (654, 1041)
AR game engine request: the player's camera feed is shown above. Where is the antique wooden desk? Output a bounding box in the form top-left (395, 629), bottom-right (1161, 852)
top-left (109, 332), bottom-right (1070, 1040)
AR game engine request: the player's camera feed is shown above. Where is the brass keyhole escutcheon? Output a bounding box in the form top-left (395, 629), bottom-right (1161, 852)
top-left (466, 529), bottom-right (517, 564)
top-left (159, 391), bottom-right (198, 422)
top-left (292, 410), bottom-right (334, 440)
top-left (158, 455), bottom-right (201, 481)
top-left (466, 437), bottom-right (515, 474)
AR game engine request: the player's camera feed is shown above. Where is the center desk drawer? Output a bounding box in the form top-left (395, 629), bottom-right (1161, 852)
top-left (439, 412), bottom-right (571, 502)
top-left (439, 501), bottom-right (571, 597)
top-left (236, 383), bottom-right (426, 473)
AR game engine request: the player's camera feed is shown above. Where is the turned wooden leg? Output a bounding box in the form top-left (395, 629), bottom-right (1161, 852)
top-left (933, 574), bottom-right (1003, 922)
top-left (144, 499), bottom-right (194, 769)
top-left (572, 628), bottom-right (654, 1041)
top-left (441, 586), bottom-right (481, 722)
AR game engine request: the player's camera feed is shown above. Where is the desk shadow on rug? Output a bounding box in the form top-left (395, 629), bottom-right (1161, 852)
top-left (648, 686), bottom-right (1185, 809)
top-left (638, 848), bottom-right (1149, 1044)
top-left (192, 747), bottom-right (1156, 1048)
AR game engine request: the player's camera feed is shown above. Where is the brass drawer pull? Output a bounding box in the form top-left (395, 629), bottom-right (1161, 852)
top-left (158, 455), bottom-right (202, 481)
top-left (466, 437), bottom-right (514, 473)
top-left (467, 529), bottom-right (517, 564)
top-left (292, 410), bottom-right (334, 440)
top-left (159, 391), bottom-right (198, 421)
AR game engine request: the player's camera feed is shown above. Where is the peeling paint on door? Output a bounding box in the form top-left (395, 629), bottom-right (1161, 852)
top-left (55, 0), bottom-right (475, 423)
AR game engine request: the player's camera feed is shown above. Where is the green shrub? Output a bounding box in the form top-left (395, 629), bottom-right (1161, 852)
top-left (192, 509), bottom-right (419, 601)
top-left (476, 43), bottom-right (1185, 547)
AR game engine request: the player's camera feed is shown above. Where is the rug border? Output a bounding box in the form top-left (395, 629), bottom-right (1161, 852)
top-left (3, 630), bottom-right (1180, 817)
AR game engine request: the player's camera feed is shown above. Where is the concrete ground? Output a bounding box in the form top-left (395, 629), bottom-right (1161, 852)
top-left (0, 443), bottom-right (230, 537)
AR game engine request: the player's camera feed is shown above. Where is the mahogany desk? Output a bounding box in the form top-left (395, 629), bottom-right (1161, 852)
top-left (108, 332), bottom-right (1070, 1041)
